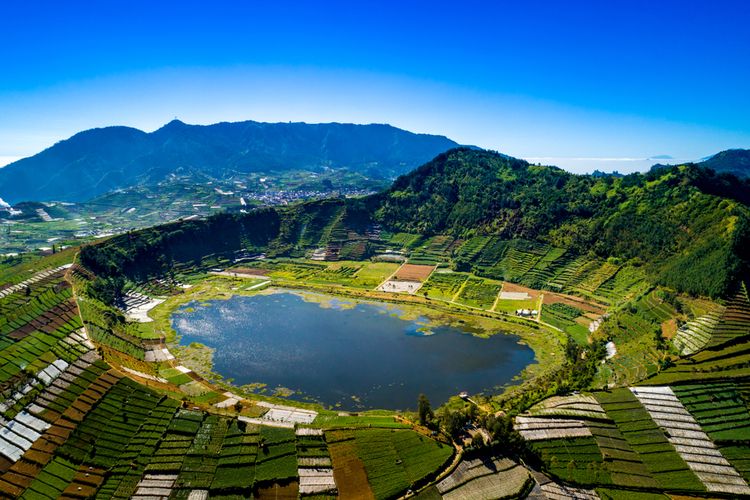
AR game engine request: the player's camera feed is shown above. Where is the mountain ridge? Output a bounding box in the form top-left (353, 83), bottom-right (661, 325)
top-left (0, 120), bottom-right (459, 203)
top-left (80, 148), bottom-right (750, 299)
top-left (698, 148), bottom-right (750, 177)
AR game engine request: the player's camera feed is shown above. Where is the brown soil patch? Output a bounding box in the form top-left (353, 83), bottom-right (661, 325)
top-left (24, 449), bottom-right (52, 467)
top-left (63, 465), bottom-right (106, 497)
top-left (661, 319), bottom-right (678, 340)
top-left (543, 292), bottom-right (606, 314)
top-left (328, 440), bottom-right (375, 500)
top-left (1, 470), bottom-right (34, 489)
top-left (7, 324), bottom-right (35, 340)
top-left (255, 480), bottom-right (299, 499)
top-left (394, 264), bottom-right (435, 282)
top-left (501, 282), bottom-right (540, 300)
top-left (231, 267), bottom-right (271, 276)
top-left (9, 461), bottom-right (39, 478)
top-left (0, 478), bottom-right (24, 497)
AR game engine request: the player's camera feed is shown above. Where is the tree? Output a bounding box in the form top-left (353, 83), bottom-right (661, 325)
top-left (418, 393), bottom-right (433, 426)
top-left (441, 409), bottom-right (468, 438)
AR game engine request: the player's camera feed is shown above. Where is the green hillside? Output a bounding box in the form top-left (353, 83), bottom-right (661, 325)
top-left (80, 148), bottom-right (750, 299)
top-left (699, 148), bottom-right (750, 178)
top-left (3, 147), bottom-right (750, 498)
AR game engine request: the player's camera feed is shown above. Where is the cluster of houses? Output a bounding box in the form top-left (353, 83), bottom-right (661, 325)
top-left (515, 309), bottom-right (539, 318)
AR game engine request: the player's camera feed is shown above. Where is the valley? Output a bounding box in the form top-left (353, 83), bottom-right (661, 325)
top-left (0, 169), bottom-right (385, 255)
top-left (2, 3), bottom-right (749, 497)
top-left (1, 148), bottom-right (749, 499)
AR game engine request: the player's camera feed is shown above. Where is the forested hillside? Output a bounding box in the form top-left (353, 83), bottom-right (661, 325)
top-left (699, 148), bottom-right (750, 178)
top-left (79, 149), bottom-right (750, 299)
top-left (0, 120), bottom-right (458, 203)
top-left (374, 149), bottom-right (750, 297)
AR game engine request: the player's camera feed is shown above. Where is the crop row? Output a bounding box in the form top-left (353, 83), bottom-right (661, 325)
top-left (594, 389), bottom-right (704, 491)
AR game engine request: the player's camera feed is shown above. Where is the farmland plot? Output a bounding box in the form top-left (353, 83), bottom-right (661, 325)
top-left (672, 312), bottom-right (721, 356)
top-left (672, 382), bottom-right (750, 483)
top-left (527, 394), bottom-right (608, 420)
top-left (706, 284), bottom-right (750, 348)
top-left (327, 431), bottom-right (375, 500)
top-left (419, 271), bottom-right (468, 301)
top-left (514, 416), bottom-right (592, 441)
top-left (436, 455), bottom-right (530, 500)
top-left (594, 389), bottom-right (705, 491)
top-left (631, 386), bottom-right (750, 495)
top-left (455, 277), bottom-right (501, 310)
top-left (377, 263), bottom-right (435, 294)
top-left (328, 429), bottom-right (451, 500)
top-left (529, 437), bottom-right (611, 485)
top-left (296, 427), bottom-right (336, 496)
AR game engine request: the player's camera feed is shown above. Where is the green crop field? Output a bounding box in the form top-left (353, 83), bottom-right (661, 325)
top-left (419, 271), bottom-right (468, 301)
top-left (337, 429), bottom-right (452, 499)
top-left (541, 302), bottom-right (590, 343)
top-left (594, 389), bottom-right (704, 491)
top-left (455, 277), bottom-right (502, 309)
top-left (3, 143), bottom-right (750, 499)
top-left (530, 437), bottom-right (611, 486)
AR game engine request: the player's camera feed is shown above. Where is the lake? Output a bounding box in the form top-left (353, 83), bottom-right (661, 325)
top-left (171, 291), bottom-right (535, 410)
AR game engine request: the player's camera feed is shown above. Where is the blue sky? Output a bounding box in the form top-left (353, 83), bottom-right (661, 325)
top-left (1, 0), bottom-right (748, 173)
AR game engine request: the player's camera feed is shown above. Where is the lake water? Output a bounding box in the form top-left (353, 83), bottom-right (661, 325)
top-left (172, 291), bottom-right (535, 410)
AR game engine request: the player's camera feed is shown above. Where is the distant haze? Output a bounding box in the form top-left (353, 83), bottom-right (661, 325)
top-left (523, 156), bottom-right (694, 175)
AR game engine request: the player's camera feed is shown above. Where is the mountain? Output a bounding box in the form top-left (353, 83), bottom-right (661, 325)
top-left (373, 149), bottom-right (750, 296)
top-left (698, 148), bottom-right (750, 177)
top-left (0, 120), bottom-right (459, 204)
top-left (81, 148), bottom-right (750, 299)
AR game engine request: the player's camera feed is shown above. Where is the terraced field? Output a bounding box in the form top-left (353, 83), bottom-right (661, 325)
top-left (0, 255), bottom-right (477, 499)
top-left (512, 383), bottom-right (750, 496)
top-left (646, 291), bottom-right (750, 386)
top-left (326, 429), bottom-right (452, 500)
top-left (455, 277), bottom-right (502, 310)
top-left (706, 283), bottom-right (750, 348)
top-left (418, 271), bottom-right (468, 301)
top-left (672, 382), bottom-right (750, 483)
top-left (433, 455), bottom-right (531, 499)
top-left (407, 236), bottom-right (456, 265)
top-left (540, 302), bottom-right (590, 344)
top-left (2, 211), bottom-right (749, 500)
top-left (631, 386), bottom-right (750, 495)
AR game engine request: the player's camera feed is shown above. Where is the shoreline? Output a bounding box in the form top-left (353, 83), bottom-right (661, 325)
top-left (140, 275), bottom-right (566, 412)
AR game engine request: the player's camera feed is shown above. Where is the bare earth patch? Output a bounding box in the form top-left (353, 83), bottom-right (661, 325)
top-left (393, 263), bottom-right (435, 281)
top-left (501, 282), bottom-right (540, 300)
top-left (661, 318), bottom-right (678, 339)
top-left (377, 280), bottom-right (423, 294)
top-left (328, 440), bottom-right (375, 500)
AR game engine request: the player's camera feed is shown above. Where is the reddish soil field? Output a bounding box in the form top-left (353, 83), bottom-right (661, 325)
top-left (501, 282), bottom-right (541, 300)
top-left (229, 267), bottom-right (272, 277)
top-left (328, 440), bottom-right (375, 500)
top-left (661, 318), bottom-right (678, 339)
top-left (394, 264), bottom-right (435, 282)
top-left (63, 465), bottom-right (106, 497)
top-left (0, 479), bottom-right (24, 498)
